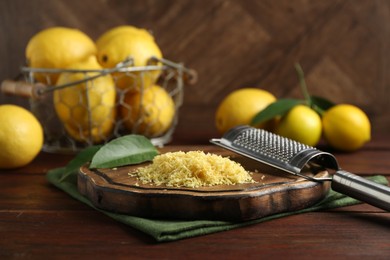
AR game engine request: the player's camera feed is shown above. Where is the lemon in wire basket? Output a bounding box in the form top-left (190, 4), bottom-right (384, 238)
top-left (96, 26), bottom-right (163, 92)
top-left (25, 27), bottom-right (96, 85)
top-left (53, 56), bottom-right (116, 143)
top-left (15, 26), bottom-right (195, 152)
top-left (96, 25), bottom-right (155, 49)
top-left (120, 84), bottom-right (175, 137)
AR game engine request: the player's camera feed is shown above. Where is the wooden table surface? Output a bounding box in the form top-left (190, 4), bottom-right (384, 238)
top-left (1, 133), bottom-right (389, 259)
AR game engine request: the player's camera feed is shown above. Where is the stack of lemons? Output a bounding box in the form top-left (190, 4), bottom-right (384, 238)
top-left (216, 88), bottom-right (371, 152)
top-left (25, 26), bottom-right (175, 144)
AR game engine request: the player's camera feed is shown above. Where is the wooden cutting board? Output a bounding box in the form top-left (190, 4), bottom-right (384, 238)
top-left (78, 149), bottom-right (331, 221)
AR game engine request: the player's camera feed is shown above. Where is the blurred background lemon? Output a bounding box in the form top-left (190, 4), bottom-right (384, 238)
top-left (53, 56), bottom-right (116, 143)
top-left (96, 25), bottom-right (155, 50)
top-left (120, 84), bottom-right (175, 137)
top-left (0, 105), bottom-right (43, 169)
top-left (274, 105), bottom-right (322, 146)
top-left (322, 104), bottom-right (371, 151)
top-left (64, 109), bottom-right (116, 144)
top-left (26, 27), bottom-right (96, 84)
top-left (215, 88), bottom-right (276, 134)
top-left (96, 28), bottom-right (162, 91)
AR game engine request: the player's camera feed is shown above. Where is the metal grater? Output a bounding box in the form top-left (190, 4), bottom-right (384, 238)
top-left (210, 125), bottom-right (390, 211)
top-left (210, 125), bottom-right (338, 181)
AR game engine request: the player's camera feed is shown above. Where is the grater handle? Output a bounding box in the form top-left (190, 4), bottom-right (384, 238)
top-left (332, 170), bottom-right (390, 211)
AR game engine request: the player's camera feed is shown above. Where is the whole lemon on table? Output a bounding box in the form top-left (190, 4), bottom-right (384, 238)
top-left (274, 105), bottom-right (322, 147)
top-left (26, 27), bottom-right (96, 84)
top-left (120, 85), bottom-right (175, 137)
top-left (215, 88), bottom-right (276, 134)
top-left (53, 56), bottom-right (116, 144)
top-left (0, 105), bottom-right (43, 169)
top-left (322, 104), bottom-right (371, 152)
top-left (96, 32), bottom-right (163, 91)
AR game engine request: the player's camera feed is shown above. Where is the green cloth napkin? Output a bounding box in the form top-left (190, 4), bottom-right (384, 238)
top-left (46, 167), bottom-right (388, 242)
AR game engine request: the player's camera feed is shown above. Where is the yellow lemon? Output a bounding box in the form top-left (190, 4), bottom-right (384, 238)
top-left (96, 25), bottom-right (154, 49)
top-left (0, 105), bottom-right (43, 169)
top-left (97, 33), bottom-right (163, 91)
top-left (53, 56), bottom-right (116, 143)
top-left (26, 27), bottom-right (96, 84)
top-left (64, 109), bottom-right (116, 144)
top-left (322, 104), bottom-right (371, 152)
top-left (215, 88), bottom-right (276, 134)
top-left (120, 85), bottom-right (175, 137)
top-left (274, 105), bottom-right (322, 146)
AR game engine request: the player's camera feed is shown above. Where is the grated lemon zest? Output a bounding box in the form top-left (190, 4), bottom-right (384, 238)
top-left (132, 151), bottom-right (255, 188)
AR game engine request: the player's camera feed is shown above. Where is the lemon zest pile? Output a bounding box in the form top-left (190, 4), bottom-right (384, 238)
top-left (132, 151), bottom-right (255, 188)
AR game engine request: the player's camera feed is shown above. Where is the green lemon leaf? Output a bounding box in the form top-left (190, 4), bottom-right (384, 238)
top-left (310, 95), bottom-right (335, 112)
top-left (89, 135), bottom-right (158, 169)
top-left (251, 98), bottom-right (303, 125)
top-left (59, 145), bottom-right (102, 182)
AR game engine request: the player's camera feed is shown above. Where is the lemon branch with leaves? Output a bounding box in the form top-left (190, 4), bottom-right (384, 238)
top-left (251, 63), bottom-right (335, 126)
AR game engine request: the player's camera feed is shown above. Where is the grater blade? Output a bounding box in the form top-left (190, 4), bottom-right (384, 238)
top-left (210, 125), bottom-right (338, 181)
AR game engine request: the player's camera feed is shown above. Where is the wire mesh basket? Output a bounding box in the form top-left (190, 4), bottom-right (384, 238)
top-left (5, 57), bottom-right (196, 153)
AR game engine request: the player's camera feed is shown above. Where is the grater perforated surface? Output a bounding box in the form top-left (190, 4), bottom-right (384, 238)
top-left (231, 127), bottom-right (312, 163)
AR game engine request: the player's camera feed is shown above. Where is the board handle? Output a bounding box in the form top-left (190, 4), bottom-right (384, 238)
top-left (332, 170), bottom-right (390, 211)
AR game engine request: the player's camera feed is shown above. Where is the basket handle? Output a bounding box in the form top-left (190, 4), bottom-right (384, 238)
top-left (184, 69), bottom-right (198, 85)
top-left (1, 80), bottom-right (46, 98)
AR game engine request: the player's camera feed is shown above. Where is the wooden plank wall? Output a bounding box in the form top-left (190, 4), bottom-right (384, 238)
top-left (1, 0), bottom-right (389, 143)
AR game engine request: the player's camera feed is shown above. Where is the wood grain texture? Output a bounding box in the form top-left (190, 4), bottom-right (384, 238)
top-left (0, 0), bottom-right (389, 143)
